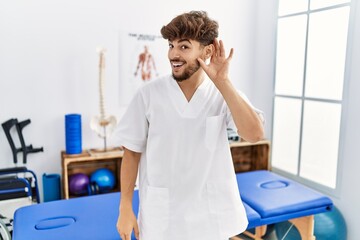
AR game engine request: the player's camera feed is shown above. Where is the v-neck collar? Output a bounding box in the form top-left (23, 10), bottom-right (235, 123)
top-left (168, 76), bottom-right (211, 118)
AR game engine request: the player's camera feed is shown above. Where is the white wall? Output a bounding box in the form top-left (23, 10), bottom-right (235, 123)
top-left (253, 0), bottom-right (360, 239)
top-left (252, 0), bottom-right (278, 138)
top-left (0, 0), bottom-right (257, 198)
top-left (333, 0), bottom-right (360, 239)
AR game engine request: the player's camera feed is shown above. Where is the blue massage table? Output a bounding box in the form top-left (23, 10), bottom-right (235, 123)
top-left (235, 171), bottom-right (332, 240)
top-left (12, 170), bottom-right (333, 240)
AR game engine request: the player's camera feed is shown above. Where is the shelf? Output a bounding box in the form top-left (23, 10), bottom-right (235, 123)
top-left (61, 142), bottom-right (271, 198)
top-left (230, 140), bottom-right (270, 173)
top-left (61, 148), bottom-right (123, 199)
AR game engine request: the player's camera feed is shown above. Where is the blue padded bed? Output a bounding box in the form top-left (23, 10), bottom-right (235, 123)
top-left (12, 170), bottom-right (333, 240)
top-left (236, 170), bottom-right (332, 239)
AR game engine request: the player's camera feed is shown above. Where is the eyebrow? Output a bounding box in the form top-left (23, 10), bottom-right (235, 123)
top-left (178, 39), bottom-right (192, 44)
top-left (169, 39), bottom-right (192, 45)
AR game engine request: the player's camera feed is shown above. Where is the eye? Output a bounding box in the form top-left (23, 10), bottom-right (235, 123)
top-left (168, 43), bottom-right (174, 49)
top-left (181, 45), bottom-right (189, 50)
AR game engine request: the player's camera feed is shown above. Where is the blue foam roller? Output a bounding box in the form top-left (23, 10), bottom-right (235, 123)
top-left (65, 114), bottom-right (82, 154)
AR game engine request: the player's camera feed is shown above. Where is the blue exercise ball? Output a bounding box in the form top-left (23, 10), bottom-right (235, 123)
top-left (90, 168), bottom-right (116, 193)
top-left (314, 206), bottom-right (347, 239)
top-left (69, 173), bottom-right (89, 195)
top-left (275, 206), bottom-right (347, 240)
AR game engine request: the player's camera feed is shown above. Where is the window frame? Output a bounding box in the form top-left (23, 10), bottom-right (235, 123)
top-left (271, 0), bottom-right (355, 197)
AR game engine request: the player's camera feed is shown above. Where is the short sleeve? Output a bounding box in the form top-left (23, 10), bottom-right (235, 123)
top-left (226, 91), bottom-right (265, 132)
top-left (114, 90), bottom-right (148, 153)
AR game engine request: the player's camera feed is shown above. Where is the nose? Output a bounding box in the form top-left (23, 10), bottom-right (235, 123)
top-left (168, 48), bottom-right (180, 60)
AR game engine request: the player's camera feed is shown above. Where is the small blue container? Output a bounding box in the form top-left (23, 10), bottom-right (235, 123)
top-left (65, 114), bottom-right (82, 154)
top-left (43, 173), bottom-right (61, 202)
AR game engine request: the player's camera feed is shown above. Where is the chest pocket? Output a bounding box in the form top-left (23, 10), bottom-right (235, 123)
top-left (205, 114), bottom-right (227, 151)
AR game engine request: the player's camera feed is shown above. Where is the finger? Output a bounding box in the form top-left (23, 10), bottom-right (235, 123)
top-left (121, 233), bottom-right (130, 240)
top-left (134, 223), bottom-right (140, 239)
top-left (197, 58), bottom-right (208, 71)
top-left (126, 233), bottom-right (131, 240)
top-left (213, 38), bottom-right (220, 57)
top-left (227, 48), bottom-right (234, 61)
top-left (219, 40), bottom-right (225, 57)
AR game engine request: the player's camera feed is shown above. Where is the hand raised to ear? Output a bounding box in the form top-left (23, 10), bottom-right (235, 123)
top-left (198, 39), bottom-right (234, 84)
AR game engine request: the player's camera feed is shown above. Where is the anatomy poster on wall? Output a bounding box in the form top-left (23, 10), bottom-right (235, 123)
top-left (118, 32), bottom-right (168, 105)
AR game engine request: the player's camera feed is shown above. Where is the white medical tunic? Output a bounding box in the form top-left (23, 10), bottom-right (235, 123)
top-left (116, 75), bottom-right (262, 240)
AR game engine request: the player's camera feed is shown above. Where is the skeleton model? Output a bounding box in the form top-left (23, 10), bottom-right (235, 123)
top-left (90, 47), bottom-right (117, 151)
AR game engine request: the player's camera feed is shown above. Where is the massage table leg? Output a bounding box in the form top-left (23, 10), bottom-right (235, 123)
top-left (244, 225), bottom-right (267, 239)
top-left (230, 225), bottom-right (267, 240)
top-left (231, 215), bottom-right (315, 240)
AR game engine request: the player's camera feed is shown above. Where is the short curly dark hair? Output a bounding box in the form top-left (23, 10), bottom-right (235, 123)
top-left (160, 11), bottom-right (219, 46)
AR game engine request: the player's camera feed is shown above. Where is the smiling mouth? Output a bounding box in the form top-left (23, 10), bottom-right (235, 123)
top-left (171, 61), bottom-right (185, 69)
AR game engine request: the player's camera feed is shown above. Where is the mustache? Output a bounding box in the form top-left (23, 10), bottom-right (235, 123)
top-left (170, 57), bottom-right (186, 62)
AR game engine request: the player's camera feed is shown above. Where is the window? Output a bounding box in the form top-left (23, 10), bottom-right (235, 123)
top-left (272, 0), bottom-right (351, 191)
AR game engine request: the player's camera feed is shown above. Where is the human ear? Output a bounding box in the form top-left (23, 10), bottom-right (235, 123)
top-left (204, 44), bottom-right (214, 60)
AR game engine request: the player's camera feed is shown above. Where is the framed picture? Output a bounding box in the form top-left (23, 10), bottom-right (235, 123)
top-left (119, 32), bottom-right (169, 105)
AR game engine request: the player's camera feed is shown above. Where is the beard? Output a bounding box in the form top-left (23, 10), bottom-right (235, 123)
top-left (172, 60), bottom-right (201, 82)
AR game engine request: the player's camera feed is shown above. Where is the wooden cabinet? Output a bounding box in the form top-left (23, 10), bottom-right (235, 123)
top-left (230, 140), bottom-right (271, 173)
top-left (61, 148), bottom-right (123, 199)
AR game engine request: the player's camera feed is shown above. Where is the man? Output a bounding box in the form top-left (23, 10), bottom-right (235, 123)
top-left (116, 11), bottom-right (264, 240)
